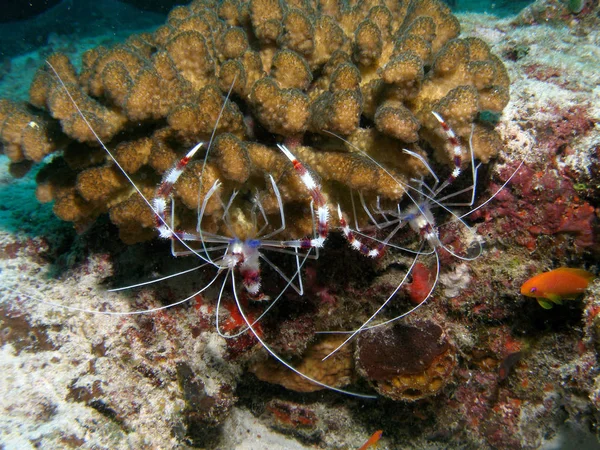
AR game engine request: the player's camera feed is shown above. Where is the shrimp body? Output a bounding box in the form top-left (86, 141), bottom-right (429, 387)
top-left (225, 238), bottom-right (261, 295)
top-left (404, 201), bottom-right (441, 247)
top-left (323, 112), bottom-right (523, 361)
top-left (36, 62), bottom-right (377, 398)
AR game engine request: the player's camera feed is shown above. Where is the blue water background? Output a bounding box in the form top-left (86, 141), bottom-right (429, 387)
top-left (0, 0), bottom-right (535, 83)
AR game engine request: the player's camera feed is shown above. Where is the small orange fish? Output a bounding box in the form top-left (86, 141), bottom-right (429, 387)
top-left (520, 268), bottom-right (595, 309)
top-left (358, 430), bottom-right (383, 450)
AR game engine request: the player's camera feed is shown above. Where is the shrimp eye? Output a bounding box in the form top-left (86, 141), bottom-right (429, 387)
top-left (530, 287), bottom-right (537, 293)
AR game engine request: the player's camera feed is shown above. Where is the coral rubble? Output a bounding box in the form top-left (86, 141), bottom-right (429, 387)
top-left (0, 0), bottom-right (509, 243)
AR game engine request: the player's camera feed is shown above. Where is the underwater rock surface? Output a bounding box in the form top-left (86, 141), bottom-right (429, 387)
top-left (0, 0), bottom-right (599, 449)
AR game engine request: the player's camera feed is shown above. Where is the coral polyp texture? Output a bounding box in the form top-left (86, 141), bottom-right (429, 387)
top-left (0, 0), bottom-right (509, 242)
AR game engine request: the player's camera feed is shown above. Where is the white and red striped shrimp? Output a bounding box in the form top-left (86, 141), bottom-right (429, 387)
top-left (6, 61), bottom-right (375, 398)
top-left (323, 112), bottom-right (523, 359)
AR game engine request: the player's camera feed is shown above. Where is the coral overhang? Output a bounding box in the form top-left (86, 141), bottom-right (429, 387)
top-left (0, 0), bottom-right (510, 244)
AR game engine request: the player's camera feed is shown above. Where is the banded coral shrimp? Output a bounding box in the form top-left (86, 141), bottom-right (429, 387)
top-left (2, 61), bottom-right (377, 399)
top-left (320, 112), bottom-right (524, 359)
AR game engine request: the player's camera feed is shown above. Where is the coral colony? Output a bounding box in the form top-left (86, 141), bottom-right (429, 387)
top-left (1, 0), bottom-right (510, 395)
top-left (4, 0), bottom-right (599, 448)
top-left (0, 0), bottom-right (508, 245)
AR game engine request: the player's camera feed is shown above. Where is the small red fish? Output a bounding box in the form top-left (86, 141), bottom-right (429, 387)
top-left (520, 268), bottom-right (595, 309)
top-left (358, 430), bottom-right (383, 450)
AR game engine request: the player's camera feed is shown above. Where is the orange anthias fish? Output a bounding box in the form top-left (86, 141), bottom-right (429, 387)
top-left (358, 430), bottom-right (383, 450)
top-left (520, 268), bottom-right (595, 309)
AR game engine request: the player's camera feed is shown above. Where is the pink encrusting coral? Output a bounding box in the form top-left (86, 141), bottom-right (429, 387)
top-left (472, 160), bottom-right (596, 251)
top-left (469, 102), bottom-right (597, 252)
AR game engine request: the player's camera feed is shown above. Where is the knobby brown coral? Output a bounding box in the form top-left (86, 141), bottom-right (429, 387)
top-left (0, 0), bottom-right (509, 244)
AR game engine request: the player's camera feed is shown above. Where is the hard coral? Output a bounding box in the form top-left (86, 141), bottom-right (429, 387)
top-left (0, 99), bottom-right (61, 166)
top-left (250, 334), bottom-right (354, 393)
top-left (0, 0), bottom-right (509, 242)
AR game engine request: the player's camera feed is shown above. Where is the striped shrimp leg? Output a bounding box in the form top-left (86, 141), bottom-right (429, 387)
top-left (431, 111), bottom-right (464, 193)
top-left (337, 205), bottom-right (385, 258)
top-left (152, 142), bottom-right (206, 240)
top-left (276, 144), bottom-right (329, 249)
top-left (154, 74), bottom-right (237, 243)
